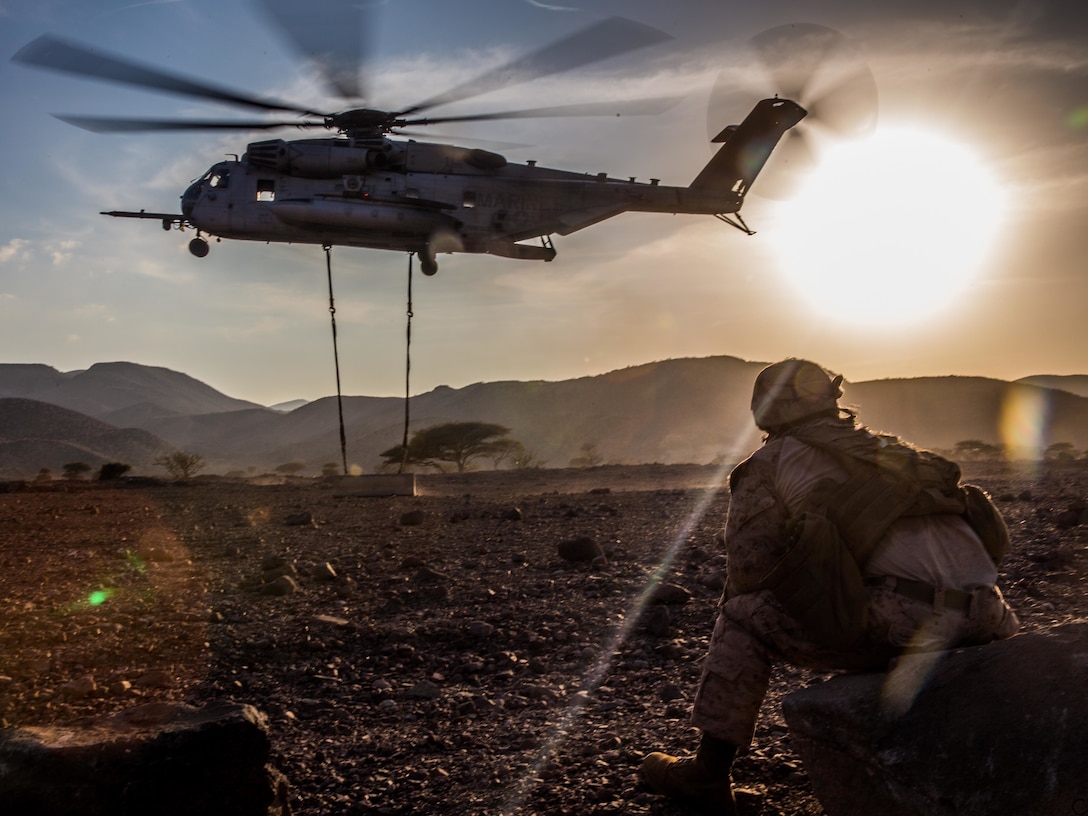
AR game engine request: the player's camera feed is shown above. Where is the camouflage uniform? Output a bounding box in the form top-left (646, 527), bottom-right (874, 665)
top-left (691, 424), bottom-right (1019, 749)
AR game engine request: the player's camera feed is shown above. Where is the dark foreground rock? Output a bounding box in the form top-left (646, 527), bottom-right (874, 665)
top-left (783, 623), bottom-right (1088, 816)
top-left (0, 701), bottom-right (288, 816)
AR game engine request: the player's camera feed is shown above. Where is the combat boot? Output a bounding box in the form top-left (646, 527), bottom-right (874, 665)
top-left (641, 733), bottom-right (738, 815)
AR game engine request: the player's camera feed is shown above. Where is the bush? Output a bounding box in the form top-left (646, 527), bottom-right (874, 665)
top-left (62, 462), bottom-right (92, 480)
top-left (97, 462), bottom-right (132, 481)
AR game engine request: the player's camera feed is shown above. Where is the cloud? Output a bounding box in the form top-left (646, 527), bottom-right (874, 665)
top-left (72, 302), bottom-right (114, 322)
top-left (49, 239), bottom-right (80, 266)
top-left (525, 0), bottom-right (581, 11)
top-left (107, 0), bottom-right (185, 13)
top-left (132, 256), bottom-right (194, 283)
top-left (0, 238), bottom-right (30, 264)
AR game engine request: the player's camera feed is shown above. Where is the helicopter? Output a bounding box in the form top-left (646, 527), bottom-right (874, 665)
top-left (13, 11), bottom-right (870, 276)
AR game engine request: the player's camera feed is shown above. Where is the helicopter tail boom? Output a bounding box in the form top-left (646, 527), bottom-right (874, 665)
top-left (690, 97), bottom-right (806, 198)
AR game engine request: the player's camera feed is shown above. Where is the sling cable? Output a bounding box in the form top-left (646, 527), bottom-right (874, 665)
top-left (323, 244), bottom-right (414, 476)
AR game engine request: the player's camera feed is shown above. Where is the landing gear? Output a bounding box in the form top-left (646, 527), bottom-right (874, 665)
top-left (418, 247), bottom-right (438, 276)
top-left (188, 236), bottom-right (209, 258)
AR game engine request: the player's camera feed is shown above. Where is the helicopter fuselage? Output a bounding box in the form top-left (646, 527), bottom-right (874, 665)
top-left (182, 139), bottom-right (738, 259)
top-left (111, 97), bottom-right (807, 274)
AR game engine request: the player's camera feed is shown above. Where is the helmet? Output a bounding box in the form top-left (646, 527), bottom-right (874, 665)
top-left (751, 359), bottom-right (843, 431)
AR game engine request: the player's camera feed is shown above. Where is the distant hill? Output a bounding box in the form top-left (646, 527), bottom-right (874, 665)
top-left (1016, 375), bottom-right (1088, 399)
top-left (2, 357), bottom-right (1087, 476)
top-left (844, 376), bottom-right (1088, 453)
top-left (0, 361), bottom-right (265, 423)
top-left (269, 399), bottom-right (309, 413)
top-left (0, 398), bottom-right (173, 479)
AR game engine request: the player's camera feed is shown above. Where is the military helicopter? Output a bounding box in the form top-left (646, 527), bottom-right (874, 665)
top-left (13, 9), bottom-right (871, 276)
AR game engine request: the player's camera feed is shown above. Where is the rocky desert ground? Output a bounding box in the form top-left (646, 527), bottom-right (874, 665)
top-left (2, 462), bottom-right (1087, 815)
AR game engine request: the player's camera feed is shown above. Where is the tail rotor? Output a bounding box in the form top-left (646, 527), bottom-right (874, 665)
top-left (708, 24), bottom-right (878, 199)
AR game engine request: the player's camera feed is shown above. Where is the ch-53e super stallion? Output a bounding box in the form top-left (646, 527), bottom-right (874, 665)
top-left (14, 9), bottom-right (872, 276)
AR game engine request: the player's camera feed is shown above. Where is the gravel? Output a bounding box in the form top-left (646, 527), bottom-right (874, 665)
top-left (1, 462), bottom-right (1085, 815)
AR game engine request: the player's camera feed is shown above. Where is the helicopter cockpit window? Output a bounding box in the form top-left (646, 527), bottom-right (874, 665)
top-left (256, 179), bottom-right (276, 202)
top-left (462, 191), bottom-right (477, 209)
top-left (207, 168), bottom-right (230, 189)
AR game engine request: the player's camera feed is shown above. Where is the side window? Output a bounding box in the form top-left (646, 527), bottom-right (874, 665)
top-left (463, 190), bottom-right (477, 208)
top-left (257, 179), bottom-right (275, 202)
top-left (209, 169), bottom-right (230, 189)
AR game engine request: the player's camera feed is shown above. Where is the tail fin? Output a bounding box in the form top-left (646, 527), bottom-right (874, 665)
top-left (690, 98), bottom-right (806, 196)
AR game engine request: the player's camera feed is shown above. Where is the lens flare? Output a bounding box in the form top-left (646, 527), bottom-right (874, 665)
top-left (500, 460), bottom-right (736, 815)
top-left (1068, 106), bottom-right (1088, 130)
top-left (1000, 385), bottom-right (1050, 460)
top-left (88, 589), bottom-right (112, 606)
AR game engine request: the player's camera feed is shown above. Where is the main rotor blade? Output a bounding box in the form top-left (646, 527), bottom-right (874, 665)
top-left (12, 35), bottom-right (318, 116)
top-left (394, 131), bottom-right (531, 150)
top-left (750, 23), bottom-right (846, 102)
top-left (257, 0), bottom-right (374, 101)
top-left (399, 16), bottom-right (672, 117)
top-left (400, 95), bottom-right (682, 127)
top-left (53, 114), bottom-right (323, 133)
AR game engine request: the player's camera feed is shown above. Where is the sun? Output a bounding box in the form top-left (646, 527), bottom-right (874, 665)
top-left (767, 127), bottom-right (1008, 325)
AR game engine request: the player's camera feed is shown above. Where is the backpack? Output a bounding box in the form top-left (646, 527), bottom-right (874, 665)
top-left (757, 425), bottom-right (1009, 649)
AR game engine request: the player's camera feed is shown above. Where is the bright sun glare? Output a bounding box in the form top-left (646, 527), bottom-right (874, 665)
top-left (770, 127), bottom-right (1008, 325)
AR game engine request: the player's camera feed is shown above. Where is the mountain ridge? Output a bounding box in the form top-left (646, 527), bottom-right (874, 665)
top-left (2, 357), bottom-right (1087, 477)
top-left (0, 397), bottom-right (173, 479)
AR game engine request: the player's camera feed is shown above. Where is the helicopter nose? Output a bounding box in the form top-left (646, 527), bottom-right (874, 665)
top-left (181, 180), bottom-right (201, 218)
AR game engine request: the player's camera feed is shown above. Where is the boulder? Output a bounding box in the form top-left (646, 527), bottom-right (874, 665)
top-left (0, 701), bottom-right (289, 816)
top-left (557, 536), bottom-right (605, 563)
top-left (782, 623), bottom-right (1088, 816)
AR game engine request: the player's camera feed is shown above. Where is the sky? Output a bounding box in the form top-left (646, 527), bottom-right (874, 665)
top-left (1, 0), bottom-right (1086, 407)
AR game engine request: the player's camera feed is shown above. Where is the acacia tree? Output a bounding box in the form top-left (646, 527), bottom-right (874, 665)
top-left (154, 451), bottom-right (205, 479)
top-left (487, 438), bottom-right (546, 469)
top-left (380, 422), bottom-right (519, 473)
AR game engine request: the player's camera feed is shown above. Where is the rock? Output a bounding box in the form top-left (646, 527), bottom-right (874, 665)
top-left (400, 509), bottom-right (427, 526)
top-left (108, 679), bottom-right (133, 696)
top-left (261, 575), bottom-right (299, 596)
top-left (313, 614), bottom-right (350, 628)
top-left (311, 561), bottom-right (337, 581)
top-left (260, 557), bottom-right (298, 583)
top-left (697, 570), bottom-right (727, 592)
top-left (651, 582), bottom-right (692, 605)
top-left (284, 511), bottom-right (313, 526)
top-left (782, 623), bottom-right (1088, 816)
top-left (132, 669), bottom-right (174, 689)
top-left (557, 536), bottom-right (604, 563)
top-left (468, 621), bottom-right (496, 638)
top-left (0, 701), bottom-right (288, 816)
top-left (260, 554), bottom-right (288, 572)
top-left (643, 604), bottom-right (670, 637)
top-left (413, 565), bottom-right (449, 583)
top-left (500, 506), bottom-right (523, 521)
top-left (60, 675), bottom-right (97, 698)
top-left (407, 680), bottom-right (442, 700)
top-left (658, 682), bottom-right (685, 702)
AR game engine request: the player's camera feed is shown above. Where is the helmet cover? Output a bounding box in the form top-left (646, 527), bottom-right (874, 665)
top-left (751, 359), bottom-right (843, 430)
